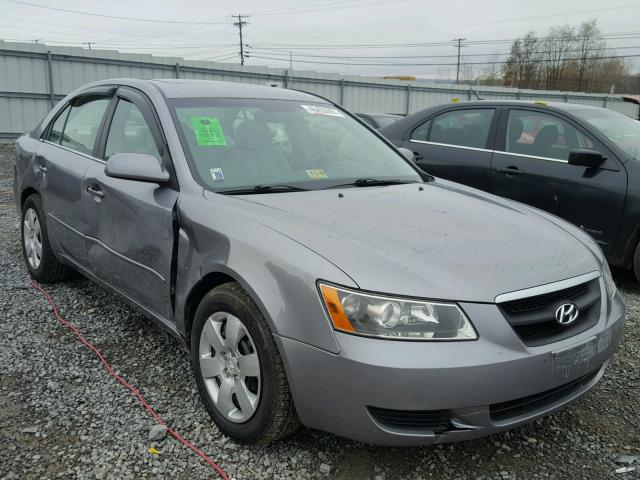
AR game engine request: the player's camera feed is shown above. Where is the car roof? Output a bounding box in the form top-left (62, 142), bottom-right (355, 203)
top-left (358, 112), bottom-right (401, 118)
top-left (82, 78), bottom-right (324, 102)
top-left (149, 79), bottom-right (320, 101)
top-left (421, 99), bottom-right (604, 112)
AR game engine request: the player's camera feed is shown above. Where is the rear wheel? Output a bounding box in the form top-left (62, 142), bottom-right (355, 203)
top-left (191, 282), bottom-right (300, 444)
top-left (21, 194), bottom-right (71, 283)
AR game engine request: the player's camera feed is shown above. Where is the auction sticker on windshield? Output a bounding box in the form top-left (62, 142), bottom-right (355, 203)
top-left (191, 116), bottom-right (227, 146)
top-left (301, 105), bottom-right (344, 117)
top-left (306, 169), bottom-right (328, 179)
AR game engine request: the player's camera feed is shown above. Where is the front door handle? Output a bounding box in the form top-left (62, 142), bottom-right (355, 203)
top-left (413, 151), bottom-right (423, 160)
top-left (496, 166), bottom-right (523, 175)
top-left (86, 185), bottom-right (104, 198)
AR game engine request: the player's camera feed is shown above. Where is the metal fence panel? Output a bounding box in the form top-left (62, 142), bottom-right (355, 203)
top-left (1, 40), bottom-right (639, 140)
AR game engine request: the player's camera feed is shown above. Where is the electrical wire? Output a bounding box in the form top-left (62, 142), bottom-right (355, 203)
top-left (249, 44), bottom-right (640, 60)
top-left (2, 0), bottom-right (229, 25)
top-left (249, 52), bottom-right (640, 67)
top-left (28, 278), bottom-right (230, 480)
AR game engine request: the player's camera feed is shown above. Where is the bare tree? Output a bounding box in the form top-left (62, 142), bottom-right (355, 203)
top-left (501, 20), bottom-right (632, 93)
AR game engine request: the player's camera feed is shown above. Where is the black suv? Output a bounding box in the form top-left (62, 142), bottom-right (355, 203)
top-left (380, 100), bottom-right (640, 280)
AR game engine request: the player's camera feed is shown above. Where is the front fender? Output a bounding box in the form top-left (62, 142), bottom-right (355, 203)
top-left (174, 193), bottom-right (357, 354)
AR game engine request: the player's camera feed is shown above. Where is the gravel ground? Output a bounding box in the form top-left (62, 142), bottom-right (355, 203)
top-left (1, 142), bottom-right (639, 480)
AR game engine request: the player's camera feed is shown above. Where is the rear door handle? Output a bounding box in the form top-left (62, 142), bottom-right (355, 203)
top-left (86, 185), bottom-right (104, 198)
top-left (495, 166), bottom-right (523, 175)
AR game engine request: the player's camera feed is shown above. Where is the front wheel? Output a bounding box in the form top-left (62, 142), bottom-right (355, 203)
top-left (191, 282), bottom-right (300, 444)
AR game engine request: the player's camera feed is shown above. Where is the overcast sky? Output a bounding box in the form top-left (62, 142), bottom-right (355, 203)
top-left (1, 0), bottom-right (639, 79)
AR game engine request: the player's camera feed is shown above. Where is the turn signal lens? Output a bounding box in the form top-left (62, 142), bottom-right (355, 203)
top-left (318, 283), bottom-right (477, 341)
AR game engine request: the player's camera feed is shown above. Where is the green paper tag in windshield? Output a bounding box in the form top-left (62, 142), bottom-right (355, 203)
top-left (191, 116), bottom-right (227, 146)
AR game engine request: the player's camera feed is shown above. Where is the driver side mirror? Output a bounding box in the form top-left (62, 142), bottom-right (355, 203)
top-left (568, 149), bottom-right (606, 169)
top-left (105, 153), bottom-right (170, 183)
top-left (397, 147), bottom-right (415, 163)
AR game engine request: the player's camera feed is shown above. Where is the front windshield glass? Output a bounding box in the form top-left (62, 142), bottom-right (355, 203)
top-left (570, 108), bottom-right (640, 159)
top-left (170, 98), bottom-right (421, 192)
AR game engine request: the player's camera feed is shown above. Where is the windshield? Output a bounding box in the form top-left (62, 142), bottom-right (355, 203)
top-left (170, 98), bottom-right (421, 192)
top-left (570, 108), bottom-right (640, 159)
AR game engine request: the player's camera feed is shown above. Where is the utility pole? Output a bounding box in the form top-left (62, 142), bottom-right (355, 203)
top-left (453, 38), bottom-right (466, 84)
top-left (232, 14), bottom-right (249, 66)
top-left (289, 50), bottom-right (293, 70)
top-left (82, 41), bottom-right (95, 50)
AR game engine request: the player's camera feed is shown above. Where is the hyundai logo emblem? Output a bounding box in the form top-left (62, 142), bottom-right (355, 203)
top-left (555, 303), bottom-right (579, 325)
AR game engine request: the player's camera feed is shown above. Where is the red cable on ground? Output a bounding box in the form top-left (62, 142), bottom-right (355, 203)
top-left (29, 278), bottom-right (230, 480)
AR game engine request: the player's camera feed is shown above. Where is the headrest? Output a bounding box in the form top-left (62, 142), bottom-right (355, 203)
top-left (534, 125), bottom-right (559, 147)
top-left (235, 120), bottom-right (273, 149)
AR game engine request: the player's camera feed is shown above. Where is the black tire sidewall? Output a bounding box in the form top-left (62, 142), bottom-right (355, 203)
top-left (191, 285), bottom-right (279, 444)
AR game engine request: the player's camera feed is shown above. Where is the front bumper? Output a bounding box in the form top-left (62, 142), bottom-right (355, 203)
top-left (276, 289), bottom-right (625, 445)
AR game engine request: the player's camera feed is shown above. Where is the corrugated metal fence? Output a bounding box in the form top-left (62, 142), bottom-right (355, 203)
top-left (1, 40), bottom-right (639, 140)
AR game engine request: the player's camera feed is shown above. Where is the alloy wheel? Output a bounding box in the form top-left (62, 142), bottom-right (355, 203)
top-left (23, 207), bottom-right (42, 270)
top-left (199, 312), bottom-right (261, 423)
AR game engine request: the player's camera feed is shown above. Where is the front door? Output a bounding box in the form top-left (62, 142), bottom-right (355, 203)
top-left (489, 108), bottom-right (627, 255)
top-left (82, 88), bottom-right (178, 321)
top-left (402, 107), bottom-right (498, 190)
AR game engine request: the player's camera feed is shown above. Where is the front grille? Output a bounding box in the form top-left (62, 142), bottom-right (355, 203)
top-left (500, 282), bottom-right (589, 314)
top-left (490, 369), bottom-right (600, 422)
top-left (368, 406), bottom-right (451, 432)
top-left (498, 279), bottom-right (601, 346)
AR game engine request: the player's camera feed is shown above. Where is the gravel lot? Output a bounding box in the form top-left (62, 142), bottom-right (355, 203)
top-left (1, 142), bottom-right (638, 480)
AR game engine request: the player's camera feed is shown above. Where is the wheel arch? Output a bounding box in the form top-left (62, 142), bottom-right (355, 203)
top-left (20, 186), bottom-right (39, 209)
top-left (182, 268), bottom-right (276, 348)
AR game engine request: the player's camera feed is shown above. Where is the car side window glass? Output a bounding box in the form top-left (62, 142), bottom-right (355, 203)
top-left (410, 120), bottom-right (431, 142)
top-left (105, 99), bottom-right (162, 161)
top-left (506, 110), bottom-right (595, 161)
top-left (47, 105), bottom-right (70, 144)
top-left (60, 97), bottom-right (110, 156)
top-left (427, 109), bottom-right (494, 148)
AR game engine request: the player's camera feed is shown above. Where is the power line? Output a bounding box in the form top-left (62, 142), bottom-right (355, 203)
top-left (2, 0), bottom-right (229, 25)
top-left (232, 14), bottom-right (250, 66)
top-left (248, 44), bottom-right (640, 59)
top-left (248, 52), bottom-right (640, 67)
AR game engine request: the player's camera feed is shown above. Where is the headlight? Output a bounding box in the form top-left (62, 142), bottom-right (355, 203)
top-left (318, 283), bottom-right (477, 340)
top-left (602, 262), bottom-right (617, 299)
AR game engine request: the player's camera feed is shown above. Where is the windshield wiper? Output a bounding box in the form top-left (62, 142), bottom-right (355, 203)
top-left (327, 178), bottom-right (418, 189)
top-left (220, 184), bottom-right (309, 195)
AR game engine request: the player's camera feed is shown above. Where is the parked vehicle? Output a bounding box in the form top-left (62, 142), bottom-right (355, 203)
top-left (355, 112), bottom-right (402, 129)
top-left (380, 101), bottom-right (640, 281)
top-left (14, 81), bottom-right (624, 446)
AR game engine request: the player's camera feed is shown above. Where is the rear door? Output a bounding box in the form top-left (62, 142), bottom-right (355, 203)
top-left (37, 90), bottom-right (113, 266)
top-left (490, 107), bottom-right (626, 254)
top-left (82, 87), bottom-right (178, 321)
top-left (403, 107), bottom-right (498, 190)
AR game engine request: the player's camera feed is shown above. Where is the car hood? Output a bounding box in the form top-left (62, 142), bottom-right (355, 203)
top-left (205, 180), bottom-right (602, 302)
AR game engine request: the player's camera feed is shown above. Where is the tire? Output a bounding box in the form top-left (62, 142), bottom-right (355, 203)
top-left (633, 242), bottom-right (640, 284)
top-left (191, 282), bottom-right (300, 445)
top-left (21, 194), bottom-right (72, 283)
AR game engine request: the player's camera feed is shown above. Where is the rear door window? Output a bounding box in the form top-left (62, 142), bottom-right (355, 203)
top-left (505, 109), bottom-right (594, 161)
top-left (47, 105), bottom-right (71, 144)
top-left (428, 109), bottom-right (494, 149)
top-left (60, 97), bottom-right (110, 156)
